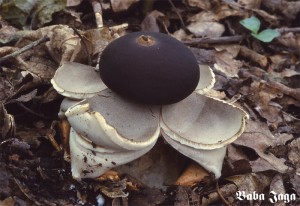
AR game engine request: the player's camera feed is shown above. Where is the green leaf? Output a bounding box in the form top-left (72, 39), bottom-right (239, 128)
top-left (251, 29), bottom-right (280, 42)
top-left (240, 16), bottom-right (261, 34)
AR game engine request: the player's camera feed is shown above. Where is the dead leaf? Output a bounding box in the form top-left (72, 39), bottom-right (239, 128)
top-left (0, 104), bottom-right (16, 139)
top-left (115, 139), bottom-right (187, 188)
top-left (175, 187), bottom-right (200, 206)
top-left (175, 162), bottom-right (209, 186)
top-left (0, 77), bottom-right (14, 102)
top-left (185, 0), bottom-right (212, 10)
top-left (66, 0), bottom-right (83, 7)
top-left (239, 46), bottom-right (268, 68)
top-left (15, 89), bottom-right (37, 103)
top-left (269, 174), bottom-right (286, 206)
top-left (226, 173), bottom-right (271, 204)
top-left (238, 0), bottom-right (261, 9)
top-left (234, 120), bottom-right (290, 173)
top-left (0, 197), bottom-right (15, 206)
top-left (201, 183), bottom-right (238, 206)
top-left (214, 49), bottom-right (243, 78)
top-left (172, 29), bottom-right (190, 41)
top-left (278, 32), bottom-right (300, 51)
top-left (290, 173), bottom-right (300, 196)
top-left (111, 0), bottom-right (140, 12)
top-left (288, 138), bottom-right (300, 166)
top-left (141, 10), bottom-right (168, 33)
top-left (0, 164), bottom-right (12, 198)
top-left (187, 22), bottom-right (225, 38)
top-left (250, 81), bottom-right (283, 127)
top-left (262, 0), bottom-right (300, 20)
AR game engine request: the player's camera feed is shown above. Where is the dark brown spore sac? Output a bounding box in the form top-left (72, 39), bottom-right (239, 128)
top-left (99, 31), bottom-right (200, 105)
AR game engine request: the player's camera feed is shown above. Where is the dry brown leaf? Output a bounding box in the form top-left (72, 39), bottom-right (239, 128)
top-left (234, 120), bottom-right (290, 173)
top-left (250, 158), bottom-right (287, 173)
top-left (269, 174), bottom-right (286, 206)
top-left (249, 81), bottom-right (283, 127)
top-left (201, 183), bottom-right (238, 206)
top-left (187, 22), bottom-right (225, 38)
top-left (253, 9), bottom-right (279, 25)
top-left (172, 29), bottom-right (190, 41)
top-left (0, 104), bottom-right (16, 139)
top-left (0, 197), bottom-right (16, 206)
top-left (226, 145), bottom-right (252, 175)
top-left (239, 46), bottom-right (268, 68)
top-left (262, 0), bottom-right (300, 20)
top-left (115, 139), bottom-right (187, 188)
top-left (226, 173), bottom-right (271, 193)
top-left (111, 0), bottom-right (140, 12)
top-left (0, 76), bottom-right (14, 102)
top-left (214, 48), bottom-right (243, 77)
top-left (278, 32), bottom-right (300, 51)
top-left (83, 27), bottom-right (114, 56)
top-left (175, 162), bottom-right (209, 186)
top-left (185, 0), bottom-right (212, 10)
top-left (141, 10), bottom-right (168, 32)
top-left (175, 187), bottom-right (201, 206)
top-left (226, 173), bottom-right (271, 204)
top-left (187, 4), bottom-right (243, 23)
top-left (288, 138), bottom-right (300, 166)
top-left (238, 0), bottom-right (261, 9)
top-left (66, 0), bottom-right (83, 7)
top-left (290, 174), bottom-right (300, 196)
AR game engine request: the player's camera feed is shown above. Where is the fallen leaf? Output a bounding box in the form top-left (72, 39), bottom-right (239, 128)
top-left (269, 174), bottom-right (286, 206)
top-left (175, 161), bottom-right (209, 186)
top-left (226, 173), bottom-right (271, 205)
top-left (234, 120), bottom-right (290, 173)
top-left (184, 0), bottom-right (212, 10)
top-left (248, 81), bottom-right (283, 127)
top-left (111, 0), bottom-right (140, 12)
top-left (214, 49), bottom-right (243, 78)
top-left (187, 22), bottom-right (225, 38)
top-left (0, 104), bottom-right (16, 139)
top-left (288, 138), bottom-right (300, 166)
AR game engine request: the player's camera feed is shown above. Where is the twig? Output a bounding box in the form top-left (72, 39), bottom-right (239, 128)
top-left (216, 180), bottom-right (230, 206)
top-left (167, 0), bottom-right (185, 29)
top-left (239, 46), bottom-right (268, 68)
top-left (89, 0), bottom-right (103, 28)
top-left (16, 102), bottom-right (50, 119)
top-left (183, 27), bottom-right (300, 46)
top-left (70, 26), bottom-right (92, 66)
top-left (183, 35), bottom-right (244, 45)
top-left (277, 27), bottom-right (300, 34)
top-left (0, 35), bottom-right (50, 65)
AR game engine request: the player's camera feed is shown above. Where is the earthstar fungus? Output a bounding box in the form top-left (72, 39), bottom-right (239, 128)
top-left (51, 32), bottom-right (248, 180)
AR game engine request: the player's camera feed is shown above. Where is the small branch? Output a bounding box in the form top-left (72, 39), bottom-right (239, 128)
top-left (70, 26), bottom-right (92, 66)
top-left (90, 0), bottom-right (103, 28)
top-left (216, 181), bottom-right (230, 206)
top-left (277, 27), bottom-right (300, 34)
top-left (183, 35), bottom-right (244, 45)
top-left (167, 0), bottom-right (185, 29)
top-left (0, 35), bottom-right (50, 65)
top-left (239, 46), bottom-right (268, 68)
top-left (17, 102), bottom-right (50, 119)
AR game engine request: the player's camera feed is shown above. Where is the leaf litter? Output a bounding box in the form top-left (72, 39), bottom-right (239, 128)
top-left (0, 0), bottom-right (300, 205)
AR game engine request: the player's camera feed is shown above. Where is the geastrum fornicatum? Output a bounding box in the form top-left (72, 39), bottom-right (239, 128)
top-left (51, 31), bottom-right (248, 180)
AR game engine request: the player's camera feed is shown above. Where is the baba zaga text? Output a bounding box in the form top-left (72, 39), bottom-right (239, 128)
top-left (236, 191), bottom-right (296, 203)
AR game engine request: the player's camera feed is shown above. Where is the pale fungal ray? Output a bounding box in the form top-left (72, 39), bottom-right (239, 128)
top-left (69, 128), bottom-right (156, 180)
top-left (51, 62), bottom-right (107, 99)
top-left (161, 92), bottom-right (248, 150)
top-left (195, 64), bottom-right (216, 94)
top-left (51, 60), bottom-right (248, 179)
top-left (162, 131), bottom-right (227, 178)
